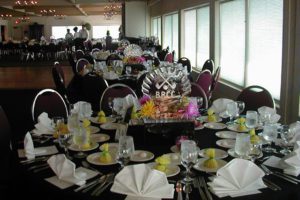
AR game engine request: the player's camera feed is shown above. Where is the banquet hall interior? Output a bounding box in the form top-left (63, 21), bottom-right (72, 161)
top-left (1, 0), bottom-right (300, 199)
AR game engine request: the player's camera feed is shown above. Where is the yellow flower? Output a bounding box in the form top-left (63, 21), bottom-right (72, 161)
top-left (155, 155), bottom-right (171, 165)
top-left (237, 117), bottom-right (246, 125)
top-left (207, 108), bottom-right (214, 116)
top-left (82, 119), bottom-right (91, 128)
top-left (205, 148), bottom-right (216, 159)
top-left (140, 100), bottom-right (156, 118)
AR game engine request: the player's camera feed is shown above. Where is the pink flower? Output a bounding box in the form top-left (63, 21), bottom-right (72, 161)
top-left (139, 95), bottom-right (151, 105)
top-left (183, 101), bottom-right (199, 119)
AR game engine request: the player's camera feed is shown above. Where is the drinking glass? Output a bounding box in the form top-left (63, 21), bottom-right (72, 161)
top-left (52, 116), bottom-right (65, 142)
top-left (181, 140), bottom-right (198, 183)
top-left (125, 66), bottom-right (132, 75)
top-left (72, 126), bottom-right (88, 158)
top-left (226, 102), bottom-right (238, 124)
top-left (245, 111), bottom-right (258, 130)
top-left (236, 101), bottom-right (245, 117)
top-left (259, 112), bottom-right (272, 126)
top-left (279, 125), bottom-right (294, 155)
top-left (235, 133), bottom-right (251, 159)
top-left (58, 133), bottom-right (73, 160)
top-left (262, 124), bottom-right (278, 153)
top-left (117, 136), bottom-right (135, 169)
top-left (247, 143), bottom-right (262, 162)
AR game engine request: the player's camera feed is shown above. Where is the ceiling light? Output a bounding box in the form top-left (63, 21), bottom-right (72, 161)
top-left (15, 1), bottom-right (38, 6)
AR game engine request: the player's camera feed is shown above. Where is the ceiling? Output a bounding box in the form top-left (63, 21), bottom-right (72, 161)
top-left (0, 0), bottom-right (148, 17)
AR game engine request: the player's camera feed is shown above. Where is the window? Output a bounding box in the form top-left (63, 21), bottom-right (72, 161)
top-left (219, 0), bottom-right (283, 99)
top-left (52, 26), bottom-right (79, 39)
top-left (183, 6), bottom-right (210, 68)
top-left (163, 13), bottom-right (178, 60)
top-left (93, 25), bottom-right (120, 39)
top-left (151, 17), bottom-right (161, 45)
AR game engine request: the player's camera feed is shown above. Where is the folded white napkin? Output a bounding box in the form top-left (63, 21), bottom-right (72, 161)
top-left (24, 132), bottom-right (47, 159)
top-left (113, 94), bottom-right (140, 118)
top-left (289, 121), bottom-right (300, 143)
top-left (111, 164), bottom-right (174, 200)
top-left (33, 112), bottom-right (54, 135)
top-left (47, 154), bottom-right (86, 186)
top-left (73, 101), bottom-right (93, 119)
top-left (209, 98), bottom-right (234, 114)
top-left (208, 158), bottom-right (266, 198)
top-left (281, 141), bottom-right (300, 176)
top-left (258, 106), bottom-right (281, 124)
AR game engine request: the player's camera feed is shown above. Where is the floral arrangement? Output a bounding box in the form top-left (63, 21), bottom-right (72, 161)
top-left (123, 56), bottom-right (145, 64)
top-left (139, 95), bottom-right (199, 120)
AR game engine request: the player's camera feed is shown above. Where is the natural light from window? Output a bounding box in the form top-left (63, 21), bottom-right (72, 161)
top-left (93, 25), bottom-right (120, 39)
top-left (52, 26), bottom-right (79, 39)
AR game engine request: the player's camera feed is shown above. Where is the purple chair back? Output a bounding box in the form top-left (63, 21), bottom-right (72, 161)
top-left (178, 57), bottom-right (191, 73)
top-left (76, 58), bottom-right (91, 76)
top-left (100, 83), bottom-right (137, 115)
top-left (164, 52), bottom-right (173, 63)
top-left (236, 85), bottom-right (275, 113)
top-left (76, 50), bottom-right (84, 60)
top-left (190, 83), bottom-right (208, 109)
top-left (210, 66), bottom-right (221, 98)
top-left (31, 89), bottom-right (69, 123)
top-left (52, 62), bottom-right (68, 104)
top-left (202, 59), bottom-right (215, 74)
top-left (195, 69), bottom-right (213, 99)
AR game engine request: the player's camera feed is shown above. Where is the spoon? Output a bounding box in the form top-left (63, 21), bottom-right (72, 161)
top-left (176, 181), bottom-right (183, 200)
top-left (81, 161), bottom-right (103, 175)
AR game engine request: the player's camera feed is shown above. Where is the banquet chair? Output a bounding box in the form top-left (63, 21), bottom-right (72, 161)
top-left (177, 57), bottom-right (192, 73)
top-left (82, 74), bottom-right (108, 111)
top-left (202, 59), bottom-right (215, 74)
top-left (0, 105), bottom-right (12, 191)
top-left (164, 52), bottom-right (174, 63)
top-left (91, 48), bottom-right (101, 59)
top-left (190, 83), bottom-right (208, 109)
top-left (31, 89), bottom-right (69, 123)
top-left (68, 53), bottom-right (77, 75)
top-left (157, 47), bottom-right (169, 61)
top-left (195, 69), bottom-right (213, 100)
top-left (76, 58), bottom-right (92, 76)
top-left (210, 66), bottom-right (221, 98)
top-left (52, 62), bottom-right (70, 106)
top-left (75, 49), bottom-right (85, 60)
top-left (236, 85), bottom-right (275, 112)
top-left (100, 83), bottom-right (137, 115)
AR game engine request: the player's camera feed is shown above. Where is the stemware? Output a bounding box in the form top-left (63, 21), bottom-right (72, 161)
top-left (259, 112), bottom-right (272, 126)
top-left (279, 125), bottom-right (294, 155)
top-left (117, 135), bottom-right (135, 169)
top-left (245, 111), bottom-right (258, 130)
top-left (234, 133), bottom-right (251, 159)
top-left (236, 101), bottom-right (245, 118)
top-left (247, 143), bottom-right (262, 162)
top-left (72, 126), bottom-right (89, 158)
top-left (58, 133), bottom-right (73, 160)
top-left (225, 102), bottom-right (238, 124)
top-left (261, 124), bottom-right (278, 153)
top-left (180, 140), bottom-right (198, 183)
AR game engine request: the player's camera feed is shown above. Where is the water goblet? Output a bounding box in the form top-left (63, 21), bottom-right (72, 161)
top-left (235, 133), bottom-right (251, 159)
top-left (247, 143), bottom-right (262, 162)
top-left (72, 126), bottom-right (88, 158)
top-left (117, 135), bottom-right (135, 169)
top-left (180, 140), bottom-right (198, 183)
top-left (261, 124), bottom-right (278, 153)
top-left (245, 111), bottom-right (258, 131)
top-left (226, 102), bottom-right (238, 124)
top-left (279, 125), bottom-right (294, 155)
top-left (236, 101), bottom-right (245, 117)
top-left (58, 133), bottom-right (73, 160)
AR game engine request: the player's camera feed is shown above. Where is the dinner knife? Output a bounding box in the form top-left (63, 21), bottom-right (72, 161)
top-left (195, 178), bottom-right (207, 200)
top-left (274, 172), bottom-right (300, 183)
top-left (262, 178), bottom-right (281, 191)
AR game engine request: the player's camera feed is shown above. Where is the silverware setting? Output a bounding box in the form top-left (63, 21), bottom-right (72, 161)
top-left (20, 156), bottom-right (49, 165)
top-left (81, 160), bottom-right (103, 176)
top-left (74, 174), bottom-right (107, 192)
top-left (91, 173), bottom-right (115, 196)
top-left (262, 177), bottom-right (281, 191)
top-left (193, 177), bottom-right (207, 200)
top-left (198, 177), bottom-right (213, 200)
top-left (27, 163), bottom-right (48, 171)
top-left (260, 164), bottom-right (298, 184)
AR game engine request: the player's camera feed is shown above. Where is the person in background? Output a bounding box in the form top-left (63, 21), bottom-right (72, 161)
top-left (79, 24), bottom-right (89, 41)
top-left (73, 26), bottom-right (81, 50)
top-left (73, 27), bottom-right (80, 39)
top-left (105, 30), bottom-right (112, 51)
top-left (40, 35), bottom-right (47, 45)
top-left (65, 29), bottom-right (73, 41)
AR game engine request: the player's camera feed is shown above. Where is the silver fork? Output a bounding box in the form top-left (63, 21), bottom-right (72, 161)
top-left (199, 177), bottom-right (213, 200)
top-left (261, 164), bottom-right (298, 184)
top-left (92, 173), bottom-right (115, 196)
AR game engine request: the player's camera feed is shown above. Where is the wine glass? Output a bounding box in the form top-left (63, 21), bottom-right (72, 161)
top-left (72, 126), bottom-right (88, 158)
top-left (235, 133), bottom-right (251, 159)
top-left (117, 136), bottom-right (135, 169)
top-left (58, 133), bottom-right (73, 160)
top-left (279, 125), bottom-right (294, 155)
top-left (225, 102), bottom-right (238, 124)
top-left (245, 111), bottom-right (258, 131)
top-left (261, 124), bottom-right (278, 153)
top-left (236, 101), bottom-right (245, 118)
top-left (180, 140), bottom-right (198, 183)
top-left (125, 66), bottom-right (132, 75)
top-left (247, 143), bottom-right (262, 162)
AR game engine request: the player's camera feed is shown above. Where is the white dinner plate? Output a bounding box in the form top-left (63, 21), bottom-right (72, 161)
top-left (194, 123), bottom-right (205, 130)
top-left (198, 116), bottom-right (222, 123)
top-left (130, 150), bottom-right (154, 162)
top-left (99, 143), bottom-right (119, 154)
top-left (90, 116), bottom-right (116, 124)
top-left (193, 158), bottom-right (228, 173)
top-left (204, 122), bottom-right (227, 130)
top-left (86, 152), bottom-right (117, 166)
top-left (215, 131), bottom-right (237, 139)
top-left (227, 148), bottom-right (263, 159)
top-left (163, 153), bottom-right (181, 165)
top-left (199, 148), bottom-right (228, 159)
top-left (147, 162), bottom-right (180, 177)
top-left (68, 142), bottom-right (99, 152)
top-left (216, 139), bottom-right (236, 149)
top-left (89, 126), bottom-right (100, 134)
top-left (90, 133), bottom-right (110, 143)
top-left (100, 123), bottom-right (119, 130)
top-left (227, 124), bottom-right (249, 133)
